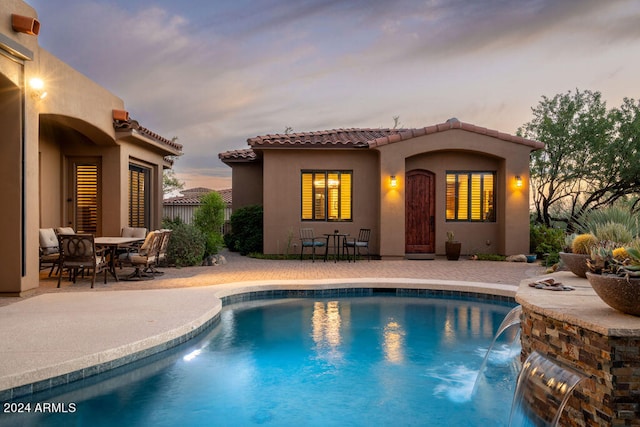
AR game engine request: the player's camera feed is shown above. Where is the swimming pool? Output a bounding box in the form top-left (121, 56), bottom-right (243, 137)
top-left (2, 293), bottom-right (522, 426)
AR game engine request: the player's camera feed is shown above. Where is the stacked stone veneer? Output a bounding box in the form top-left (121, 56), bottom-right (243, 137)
top-left (520, 308), bottom-right (640, 426)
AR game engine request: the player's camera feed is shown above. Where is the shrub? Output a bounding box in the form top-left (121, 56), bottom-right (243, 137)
top-left (530, 223), bottom-right (564, 266)
top-left (224, 205), bottom-right (263, 256)
top-left (193, 192), bottom-right (225, 256)
top-left (571, 233), bottom-right (598, 254)
top-left (162, 219), bottom-right (206, 267)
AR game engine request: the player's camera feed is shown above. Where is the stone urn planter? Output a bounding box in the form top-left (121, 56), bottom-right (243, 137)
top-left (586, 272), bottom-right (640, 316)
top-left (559, 252), bottom-right (590, 278)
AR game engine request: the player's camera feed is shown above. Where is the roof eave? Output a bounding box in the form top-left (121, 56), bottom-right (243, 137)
top-left (116, 129), bottom-right (183, 157)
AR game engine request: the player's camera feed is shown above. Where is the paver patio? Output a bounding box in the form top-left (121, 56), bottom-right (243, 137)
top-left (15, 250), bottom-right (546, 302)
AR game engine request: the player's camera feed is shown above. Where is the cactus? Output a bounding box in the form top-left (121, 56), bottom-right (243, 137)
top-left (571, 233), bottom-right (597, 254)
top-left (588, 241), bottom-right (640, 277)
top-left (612, 247), bottom-right (629, 261)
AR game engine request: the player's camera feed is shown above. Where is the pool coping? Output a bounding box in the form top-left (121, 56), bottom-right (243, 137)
top-left (0, 278), bottom-right (517, 401)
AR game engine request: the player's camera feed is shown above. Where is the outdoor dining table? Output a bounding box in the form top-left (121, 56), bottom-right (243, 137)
top-left (323, 233), bottom-right (349, 262)
top-left (95, 236), bottom-right (145, 281)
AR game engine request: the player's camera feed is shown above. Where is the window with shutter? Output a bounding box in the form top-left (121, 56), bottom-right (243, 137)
top-left (301, 170), bottom-right (352, 221)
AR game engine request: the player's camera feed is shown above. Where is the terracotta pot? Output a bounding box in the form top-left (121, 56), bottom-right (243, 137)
top-left (586, 272), bottom-right (640, 316)
top-left (559, 252), bottom-right (590, 278)
top-left (445, 241), bottom-right (461, 261)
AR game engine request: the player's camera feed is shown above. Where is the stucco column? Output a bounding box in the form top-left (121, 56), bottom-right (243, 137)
top-left (503, 157), bottom-right (531, 255)
top-left (379, 150), bottom-right (405, 259)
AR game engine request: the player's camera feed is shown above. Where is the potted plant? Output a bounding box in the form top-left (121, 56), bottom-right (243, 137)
top-left (445, 231), bottom-right (461, 261)
top-left (559, 233), bottom-right (597, 278)
top-left (586, 241), bottom-right (640, 316)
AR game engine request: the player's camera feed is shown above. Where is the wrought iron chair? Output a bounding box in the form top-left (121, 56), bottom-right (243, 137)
top-left (116, 227), bottom-right (148, 264)
top-left (39, 228), bottom-right (60, 277)
top-left (57, 234), bottom-right (108, 288)
top-left (120, 230), bottom-right (163, 280)
top-left (55, 226), bottom-right (76, 235)
top-left (121, 227), bottom-right (147, 238)
top-left (300, 228), bottom-right (326, 262)
top-left (154, 229), bottom-right (173, 273)
top-left (343, 228), bottom-right (371, 262)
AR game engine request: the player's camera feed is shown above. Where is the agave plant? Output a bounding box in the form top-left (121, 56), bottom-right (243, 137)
top-left (587, 241), bottom-right (640, 277)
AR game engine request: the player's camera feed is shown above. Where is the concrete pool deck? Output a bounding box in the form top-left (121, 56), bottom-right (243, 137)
top-left (0, 251), bottom-right (546, 399)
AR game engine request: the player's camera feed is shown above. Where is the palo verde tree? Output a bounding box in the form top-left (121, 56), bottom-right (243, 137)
top-left (518, 89), bottom-right (640, 229)
top-left (162, 137), bottom-right (184, 196)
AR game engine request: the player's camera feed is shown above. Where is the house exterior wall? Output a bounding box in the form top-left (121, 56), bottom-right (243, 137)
top-left (231, 162), bottom-right (263, 210)
top-left (261, 149), bottom-right (379, 256)
top-left (377, 129), bottom-right (532, 258)
top-left (0, 0), bottom-right (42, 294)
top-left (0, 0), bottom-right (180, 295)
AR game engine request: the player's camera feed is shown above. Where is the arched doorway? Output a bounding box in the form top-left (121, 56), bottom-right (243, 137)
top-left (405, 169), bottom-right (435, 254)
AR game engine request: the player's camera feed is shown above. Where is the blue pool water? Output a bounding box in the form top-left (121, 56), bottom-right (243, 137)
top-left (3, 295), bottom-right (522, 426)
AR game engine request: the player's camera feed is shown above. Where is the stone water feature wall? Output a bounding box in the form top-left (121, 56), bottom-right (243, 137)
top-left (517, 272), bottom-right (640, 427)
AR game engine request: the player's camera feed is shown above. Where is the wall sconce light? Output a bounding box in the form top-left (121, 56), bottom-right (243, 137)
top-left (390, 175), bottom-right (397, 188)
top-left (29, 78), bottom-right (47, 100)
top-left (515, 175), bottom-right (523, 188)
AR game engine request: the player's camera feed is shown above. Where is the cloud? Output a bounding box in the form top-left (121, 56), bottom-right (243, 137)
top-left (27, 0), bottom-right (640, 191)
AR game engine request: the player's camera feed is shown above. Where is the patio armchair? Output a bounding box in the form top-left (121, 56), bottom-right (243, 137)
top-left (119, 230), bottom-right (163, 280)
top-left (39, 228), bottom-right (60, 277)
top-left (55, 226), bottom-right (76, 236)
top-left (116, 226), bottom-right (148, 262)
top-left (57, 234), bottom-right (108, 288)
top-left (343, 228), bottom-right (371, 262)
top-left (154, 229), bottom-right (173, 273)
top-left (121, 227), bottom-right (147, 238)
top-left (300, 228), bottom-right (326, 262)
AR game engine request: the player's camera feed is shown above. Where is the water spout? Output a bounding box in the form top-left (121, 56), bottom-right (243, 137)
top-left (509, 351), bottom-right (587, 426)
top-left (472, 305), bottom-right (522, 396)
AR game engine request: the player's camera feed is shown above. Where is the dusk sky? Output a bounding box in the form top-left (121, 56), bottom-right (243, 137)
top-left (26, 0), bottom-right (640, 191)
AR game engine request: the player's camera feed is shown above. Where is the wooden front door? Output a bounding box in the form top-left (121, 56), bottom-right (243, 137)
top-left (405, 170), bottom-right (435, 253)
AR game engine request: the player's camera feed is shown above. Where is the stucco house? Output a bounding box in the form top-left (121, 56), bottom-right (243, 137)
top-left (1, 1), bottom-right (181, 295)
top-left (220, 119), bottom-right (544, 259)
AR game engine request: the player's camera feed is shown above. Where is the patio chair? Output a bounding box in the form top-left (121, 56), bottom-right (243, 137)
top-left (57, 234), bottom-right (108, 288)
top-left (153, 229), bottom-right (173, 273)
top-left (116, 226), bottom-right (148, 262)
top-left (120, 230), bottom-right (163, 280)
top-left (121, 226), bottom-right (147, 238)
top-left (343, 228), bottom-right (371, 262)
top-left (55, 226), bottom-right (75, 236)
top-left (39, 228), bottom-right (60, 277)
top-left (300, 228), bottom-right (326, 262)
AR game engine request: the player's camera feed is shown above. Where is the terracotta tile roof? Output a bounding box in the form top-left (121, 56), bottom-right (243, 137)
top-left (219, 118), bottom-right (544, 163)
top-left (368, 118), bottom-right (545, 150)
top-left (164, 188), bottom-right (232, 206)
top-left (163, 195), bottom-right (202, 206)
top-left (218, 148), bottom-right (258, 163)
top-left (217, 188), bottom-right (232, 204)
top-left (114, 117), bottom-right (183, 152)
top-left (247, 128), bottom-right (403, 148)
